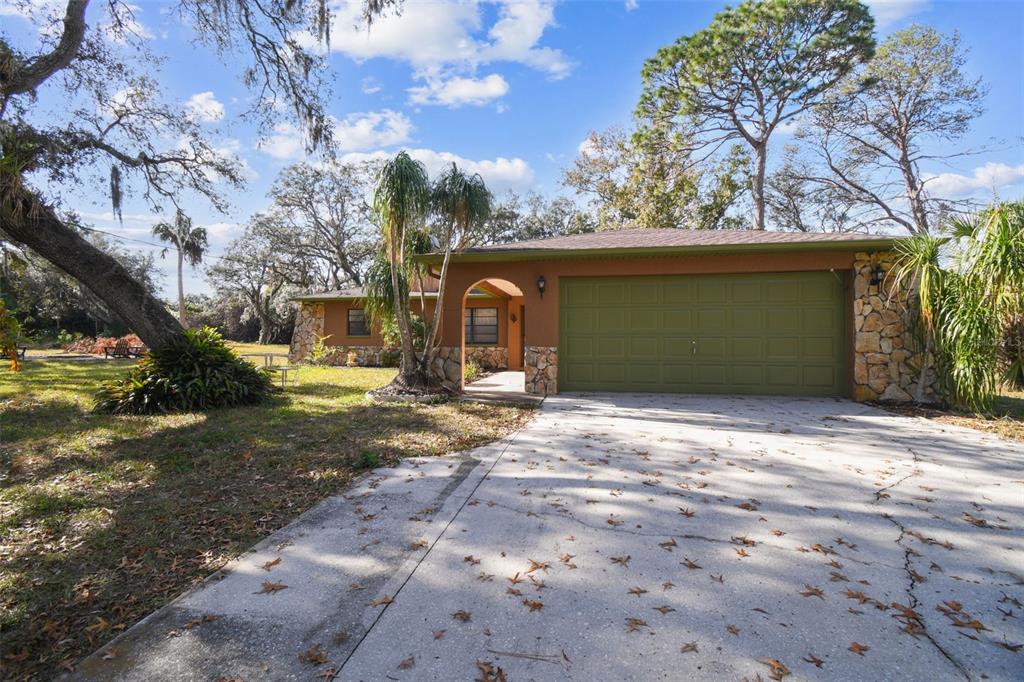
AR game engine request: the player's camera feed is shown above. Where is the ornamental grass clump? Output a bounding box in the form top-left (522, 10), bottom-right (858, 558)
top-left (94, 327), bottom-right (275, 414)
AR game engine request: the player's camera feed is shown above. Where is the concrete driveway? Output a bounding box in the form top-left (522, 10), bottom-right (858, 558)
top-left (75, 395), bottom-right (1023, 681)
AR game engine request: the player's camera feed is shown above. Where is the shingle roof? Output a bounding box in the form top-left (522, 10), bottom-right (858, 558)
top-left (466, 228), bottom-right (898, 253)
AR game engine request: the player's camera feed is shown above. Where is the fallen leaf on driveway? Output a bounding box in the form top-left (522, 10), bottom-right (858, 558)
top-left (727, 624), bottom-right (740, 636)
top-left (452, 610), bottom-right (472, 622)
top-left (759, 658), bottom-right (791, 680)
top-left (432, 630), bottom-right (446, 640)
top-left (659, 539), bottom-right (677, 551)
top-left (256, 581), bottom-right (287, 594)
top-left (261, 558), bottom-right (281, 571)
top-left (848, 642), bottom-right (869, 656)
top-left (398, 655), bottom-right (415, 669)
top-left (370, 595), bottom-right (394, 607)
top-left (653, 605), bottom-right (675, 614)
top-left (682, 558), bottom-right (702, 570)
top-left (299, 644), bottom-right (327, 665)
top-left (628, 586), bottom-right (648, 596)
top-left (803, 653), bottom-right (824, 668)
top-left (476, 660), bottom-right (507, 682)
top-left (611, 555), bottom-right (631, 566)
top-left (800, 585), bottom-right (825, 600)
top-left (680, 641), bottom-right (698, 653)
top-left (626, 618), bottom-right (648, 633)
top-left (527, 559), bottom-right (550, 573)
top-left (522, 599), bottom-right (544, 612)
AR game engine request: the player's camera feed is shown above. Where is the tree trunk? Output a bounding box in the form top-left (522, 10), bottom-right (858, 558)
top-left (0, 179), bottom-right (182, 348)
top-left (751, 143), bottom-right (767, 231)
top-left (176, 248), bottom-right (187, 328)
top-left (898, 146), bottom-right (930, 235)
top-left (388, 241), bottom-right (419, 385)
top-left (418, 245), bottom-right (453, 380)
top-left (915, 333), bottom-right (932, 403)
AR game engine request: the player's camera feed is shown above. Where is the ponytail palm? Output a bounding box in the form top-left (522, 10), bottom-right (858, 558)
top-left (420, 164), bottom-right (492, 376)
top-left (371, 152), bottom-right (430, 387)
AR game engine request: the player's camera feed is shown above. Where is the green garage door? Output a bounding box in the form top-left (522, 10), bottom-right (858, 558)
top-left (559, 272), bottom-right (847, 396)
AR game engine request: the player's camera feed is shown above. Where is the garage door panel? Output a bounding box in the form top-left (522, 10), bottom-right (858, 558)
top-left (597, 308), bottom-right (625, 332)
top-left (629, 309), bottom-right (659, 330)
top-left (559, 272), bottom-right (846, 396)
top-left (729, 365), bottom-right (765, 386)
top-left (564, 336), bottom-right (594, 358)
top-left (662, 310), bottom-right (692, 331)
top-left (803, 365), bottom-right (838, 388)
top-left (629, 337), bottom-right (659, 358)
top-left (597, 337), bottom-right (626, 358)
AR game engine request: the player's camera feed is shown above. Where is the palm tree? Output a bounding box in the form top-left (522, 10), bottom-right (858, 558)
top-left (420, 164), bottom-right (492, 378)
top-left (891, 202), bottom-right (1024, 410)
top-left (371, 152), bottom-right (430, 387)
top-left (152, 210), bottom-right (207, 328)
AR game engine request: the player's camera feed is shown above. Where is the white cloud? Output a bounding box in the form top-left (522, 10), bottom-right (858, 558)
top-left (924, 162), bottom-right (1024, 199)
top-left (200, 222), bottom-right (241, 242)
top-left (258, 123), bottom-right (306, 160)
top-left (361, 77), bottom-right (382, 95)
top-left (340, 148), bottom-right (535, 194)
top-left (333, 110), bottom-right (413, 151)
top-left (257, 111), bottom-right (413, 158)
top-left (577, 135), bottom-right (598, 157)
top-left (186, 91), bottom-right (225, 123)
top-left (863, 0), bottom-right (930, 28)
top-left (319, 0), bottom-right (571, 108)
top-left (625, 0), bottom-right (639, 11)
top-left (408, 74), bottom-right (509, 107)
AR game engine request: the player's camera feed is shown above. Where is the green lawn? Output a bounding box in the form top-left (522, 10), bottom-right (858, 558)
top-left (0, 358), bottom-right (533, 678)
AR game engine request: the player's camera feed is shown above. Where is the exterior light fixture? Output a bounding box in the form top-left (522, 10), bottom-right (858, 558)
top-left (537, 275), bottom-right (547, 299)
top-left (869, 264), bottom-right (885, 287)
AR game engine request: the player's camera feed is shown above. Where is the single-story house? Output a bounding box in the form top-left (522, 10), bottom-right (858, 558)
top-left (290, 228), bottom-right (935, 402)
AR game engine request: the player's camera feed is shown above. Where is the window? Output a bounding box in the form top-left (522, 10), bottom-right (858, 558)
top-left (347, 309), bottom-right (370, 337)
top-left (465, 307), bottom-right (498, 345)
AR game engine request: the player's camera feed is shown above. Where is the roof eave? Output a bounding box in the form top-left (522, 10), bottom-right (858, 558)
top-left (413, 238), bottom-right (905, 265)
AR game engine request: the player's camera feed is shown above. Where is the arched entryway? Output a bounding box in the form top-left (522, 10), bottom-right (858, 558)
top-left (459, 277), bottom-right (526, 392)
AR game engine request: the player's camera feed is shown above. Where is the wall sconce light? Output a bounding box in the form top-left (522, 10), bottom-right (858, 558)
top-left (537, 275), bottom-right (547, 299)
top-left (510, 312), bottom-right (518, 323)
top-left (869, 264), bottom-right (885, 287)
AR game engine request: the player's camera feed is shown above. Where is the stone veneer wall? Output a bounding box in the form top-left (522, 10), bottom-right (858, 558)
top-left (465, 346), bottom-right (509, 371)
top-left (853, 251), bottom-right (938, 403)
top-left (289, 302), bottom-right (324, 363)
top-left (524, 346), bottom-right (557, 396)
top-left (428, 346), bottom-right (462, 392)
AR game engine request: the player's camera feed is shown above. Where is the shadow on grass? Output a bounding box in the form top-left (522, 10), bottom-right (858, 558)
top-left (0, 365), bottom-right (531, 679)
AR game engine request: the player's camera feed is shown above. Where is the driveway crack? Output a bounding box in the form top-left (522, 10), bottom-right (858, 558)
top-left (882, 511), bottom-right (970, 681)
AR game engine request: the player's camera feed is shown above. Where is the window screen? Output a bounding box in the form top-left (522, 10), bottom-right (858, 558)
top-left (347, 309), bottom-right (370, 336)
top-left (465, 307), bottom-right (498, 345)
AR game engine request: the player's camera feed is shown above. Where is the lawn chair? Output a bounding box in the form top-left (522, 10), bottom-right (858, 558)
top-left (104, 339), bottom-right (147, 358)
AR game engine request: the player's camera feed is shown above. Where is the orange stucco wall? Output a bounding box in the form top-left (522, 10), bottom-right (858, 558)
top-left (320, 296), bottom-right (510, 348)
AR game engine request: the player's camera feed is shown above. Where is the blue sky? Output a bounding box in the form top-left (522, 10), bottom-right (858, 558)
top-left (7, 0), bottom-right (1024, 298)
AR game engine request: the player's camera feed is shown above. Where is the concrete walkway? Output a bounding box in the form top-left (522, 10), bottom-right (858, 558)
top-left (462, 370), bottom-right (544, 406)
top-left (74, 395), bottom-right (1023, 681)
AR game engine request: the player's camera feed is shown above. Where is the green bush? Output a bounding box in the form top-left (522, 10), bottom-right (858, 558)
top-left (94, 327), bottom-right (275, 414)
top-left (464, 359), bottom-right (481, 382)
top-left (379, 348), bottom-right (400, 367)
top-left (307, 333), bottom-right (334, 366)
top-left (355, 450), bottom-right (381, 469)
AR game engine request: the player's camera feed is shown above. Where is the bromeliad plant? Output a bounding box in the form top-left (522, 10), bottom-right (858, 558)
top-left (94, 327), bottom-right (275, 414)
top-left (891, 201), bottom-right (1024, 411)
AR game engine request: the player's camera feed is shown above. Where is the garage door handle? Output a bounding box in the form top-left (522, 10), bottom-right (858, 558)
top-left (691, 339), bottom-right (696, 355)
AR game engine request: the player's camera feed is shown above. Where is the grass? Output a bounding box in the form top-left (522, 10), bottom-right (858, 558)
top-left (0, 357), bottom-right (534, 678)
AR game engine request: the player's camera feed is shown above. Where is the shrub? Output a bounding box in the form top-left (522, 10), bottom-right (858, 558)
top-left (94, 327), bottom-right (275, 414)
top-left (307, 333), bottom-right (334, 366)
top-left (464, 359), bottom-right (481, 383)
top-left (379, 348), bottom-right (400, 367)
top-left (1001, 314), bottom-right (1024, 390)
